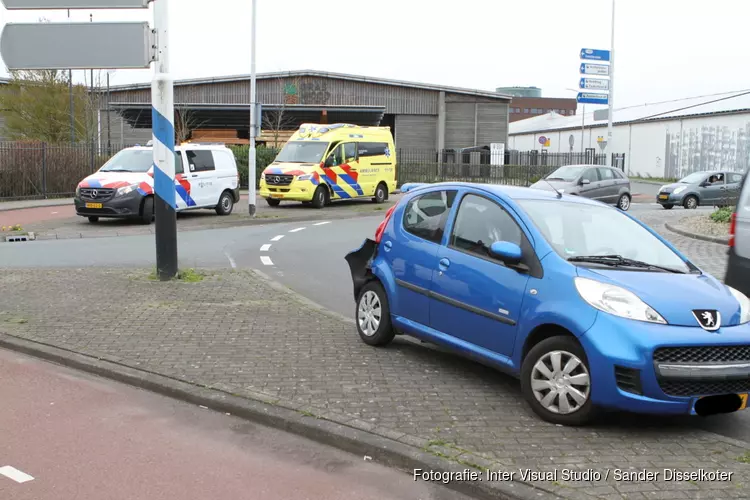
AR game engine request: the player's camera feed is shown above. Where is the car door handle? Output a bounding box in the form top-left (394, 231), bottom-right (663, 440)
top-left (438, 258), bottom-right (450, 271)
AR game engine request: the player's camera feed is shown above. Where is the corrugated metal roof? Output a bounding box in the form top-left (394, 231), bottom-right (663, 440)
top-left (509, 89), bottom-right (750, 135)
top-left (105, 69), bottom-right (512, 101)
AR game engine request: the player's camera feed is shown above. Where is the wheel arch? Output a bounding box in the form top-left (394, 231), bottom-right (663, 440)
top-left (521, 323), bottom-right (580, 362)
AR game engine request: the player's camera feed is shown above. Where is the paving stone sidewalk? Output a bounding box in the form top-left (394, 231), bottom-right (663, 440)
top-left (0, 268), bottom-right (748, 499)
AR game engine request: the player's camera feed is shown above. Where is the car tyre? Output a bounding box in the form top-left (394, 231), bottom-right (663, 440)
top-left (355, 281), bottom-right (395, 347)
top-left (373, 183), bottom-right (387, 204)
top-left (88, 216), bottom-right (99, 223)
top-left (683, 195), bottom-right (698, 210)
top-left (520, 335), bottom-right (596, 426)
top-left (140, 196), bottom-right (154, 225)
top-left (661, 204), bottom-right (674, 210)
top-left (215, 191), bottom-right (234, 215)
top-left (265, 198), bottom-right (281, 207)
top-left (617, 193), bottom-right (631, 211)
top-left (311, 185), bottom-right (329, 209)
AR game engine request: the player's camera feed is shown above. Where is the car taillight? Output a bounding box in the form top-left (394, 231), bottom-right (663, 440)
top-left (729, 212), bottom-right (737, 247)
top-left (375, 205), bottom-right (396, 243)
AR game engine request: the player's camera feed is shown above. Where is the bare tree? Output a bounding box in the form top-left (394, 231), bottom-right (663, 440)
top-left (174, 106), bottom-right (206, 143)
top-left (261, 78), bottom-right (297, 147)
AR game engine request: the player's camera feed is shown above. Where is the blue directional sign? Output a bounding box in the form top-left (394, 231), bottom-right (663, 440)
top-left (579, 78), bottom-right (609, 91)
top-left (577, 92), bottom-right (609, 105)
top-left (580, 63), bottom-right (609, 76)
top-left (580, 48), bottom-right (610, 61)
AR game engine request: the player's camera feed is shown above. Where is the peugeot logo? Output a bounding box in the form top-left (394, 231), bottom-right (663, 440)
top-left (273, 176), bottom-right (281, 183)
top-left (91, 189), bottom-right (98, 198)
top-left (693, 309), bottom-right (721, 331)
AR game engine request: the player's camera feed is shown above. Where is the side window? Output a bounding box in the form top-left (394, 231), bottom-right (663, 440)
top-left (597, 167), bottom-right (615, 181)
top-left (343, 143), bottom-right (357, 163)
top-left (613, 169), bottom-right (625, 179)
top-left (325, 144), bottom-right (344, 167)
top-left (186, 150), bottom-right (215, 172)
top-left (175, 152), bottom-right (184, 175)
top-left (582, 168), bottom-right (600, 183)
top-left (358, 142), bottom-right (388, 157)
top-left (708, 173), bottom-right (725, 185)
top-left (730, 173), bottom-right (743, 184)
top-left (450, 194), bottom-right (523, 259)
top-left (403, 190), bottom-right (457, 243)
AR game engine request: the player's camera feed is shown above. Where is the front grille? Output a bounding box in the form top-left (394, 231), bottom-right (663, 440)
top-left (80, 187), bottom-right (115, 200)
top-left (659, 379), bottom-right (750, 397)
top-left (654, 346), bottom-right (750, 364)
top-left (614, 366), bottom-right (643, 395)
top-left (265, 174), bottom-right (293, 186)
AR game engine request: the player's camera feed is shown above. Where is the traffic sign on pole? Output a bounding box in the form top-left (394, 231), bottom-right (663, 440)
top-left (580, 48), bottom-right (610, 61)
top-left (1, 22), bottom-right (154, 70)
top-left (1, 0), bottom-right (148, 8)
top-left (579, 63), bottom-right (610, 76)
top-left (579, 78), bottom-right (610, 91)
top-left (577, 92), bottom-right (609, 105)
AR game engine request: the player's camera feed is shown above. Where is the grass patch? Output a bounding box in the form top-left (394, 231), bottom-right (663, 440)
top-left (631, 176), bottom-right (678, 183)
top-left (710, 206), bottom-right (733, 224)
top-left (147, 268), bottom-right (205, 282)
top-left (737, 451), bottom-right (750, 464)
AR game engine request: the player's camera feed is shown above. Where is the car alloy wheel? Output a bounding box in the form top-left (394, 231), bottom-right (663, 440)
top-left (684, 195), bottom-right (698, 209)
top-left (617, 194), bottom-right (630, 211)
top-left (530, 350), bottom-right (591, 415)
top-left (357, 290), bottom-right (381, 336)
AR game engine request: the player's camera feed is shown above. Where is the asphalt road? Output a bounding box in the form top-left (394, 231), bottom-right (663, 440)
top-left (2, 201), bottom-right (750, 443)
top-left (0, 348), bottom-right (469, 500)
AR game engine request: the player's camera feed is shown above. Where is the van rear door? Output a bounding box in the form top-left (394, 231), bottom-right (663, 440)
top-left (726, 172), bottom-right (750, 295)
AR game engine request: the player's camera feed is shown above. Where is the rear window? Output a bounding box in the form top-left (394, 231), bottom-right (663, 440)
top-left (403, 190), bottom-right (457, 243)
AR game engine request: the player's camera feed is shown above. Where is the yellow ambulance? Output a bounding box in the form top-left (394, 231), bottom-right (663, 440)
top-left (259, 123), bottom-right (397, 208)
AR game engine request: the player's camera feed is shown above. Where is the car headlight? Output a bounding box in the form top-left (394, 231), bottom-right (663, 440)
top-left (115, 184), bottom-right (137, 197)
top-left (574, 277), bottom-right (667, 324)
top-left (727, 286), bottom-right (750, 324)
top-left (296, 174), bottom-right (312, 181)
top-left (75, 185), bottom-right (81, 197)
top-left (673, 186), bottom-right (687, 195)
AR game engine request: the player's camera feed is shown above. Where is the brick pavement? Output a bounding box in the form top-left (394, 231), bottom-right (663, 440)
top-left (0, 267), bottom-right (748, 500)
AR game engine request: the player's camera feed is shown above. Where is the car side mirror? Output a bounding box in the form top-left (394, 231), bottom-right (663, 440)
top-left (580, 178), bottom-right (591, 185)
top-left (489, 241), bottom-right (523, 265)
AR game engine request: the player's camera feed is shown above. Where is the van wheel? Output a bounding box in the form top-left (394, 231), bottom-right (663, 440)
top-left (683, 195), bottom-right (698, 209)
top-left (140, 196), bottom-right (154, 225)
top-left (373, 183), bottom-right (387, 203)
top-left (215, 191), bottom-right (234, 215)
top-left (662, 204), bottom-right (674, 210)
top-left (312, 186), bottom-right (329, 209)
top-left (88, 216), bottom-right (99, 223)
top-left (520, 335), bottom-right (596, 426)
top-left (355, 281), bottom-right (395, 347)
top-left (266, 198), bottom-right (281, 207)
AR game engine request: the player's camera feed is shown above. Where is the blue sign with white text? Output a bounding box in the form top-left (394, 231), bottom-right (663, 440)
top-left (580, 48), bottom-right (610, 61)
top-left (577, 92), bottom-right (609, 105)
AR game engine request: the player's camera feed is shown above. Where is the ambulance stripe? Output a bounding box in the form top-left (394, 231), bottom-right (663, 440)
top-left (336, 173), bottom-right (364, 196)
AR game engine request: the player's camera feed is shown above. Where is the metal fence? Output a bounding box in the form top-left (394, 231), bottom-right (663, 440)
top-left (395, 149), bottom-right (626, 187)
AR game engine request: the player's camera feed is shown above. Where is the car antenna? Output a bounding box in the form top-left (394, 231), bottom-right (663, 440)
top-left (541, 174), bottom-right (563, 198)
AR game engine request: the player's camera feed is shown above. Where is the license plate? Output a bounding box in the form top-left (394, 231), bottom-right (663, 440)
top-left (740, 393), bottom-right (748, 410)
top-left (270, 194), bottom-right (283, 199)
top-left (659, 194), bottom-right (669, 200)
top-left (85, 202), bottom-right (103, 209)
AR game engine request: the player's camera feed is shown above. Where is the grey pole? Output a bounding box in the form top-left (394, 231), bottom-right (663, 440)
top-left (106, 71), bottom-right (111, 154)
top-left (248, 0), bottom-right (257, 216)
top-left (68, 9), bottom-right (74, 142)
top-left (606, 0), bottom-right (615, 166)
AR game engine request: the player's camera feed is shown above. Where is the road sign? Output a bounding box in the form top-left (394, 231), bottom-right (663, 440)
top-left (568, 134), bottom-right (575, 148)
top-left (538, 136), bottom-right (547, 145)
top-left (580, 48), bottom-right (610, 62)
top-left (579, 78), bottom-right (609, 91)
top-left (593, 109), bottom-right (609, 121)
top-left (598, 140), bottom-right (607, 151)
top-left (580, 63), bottom-right (610, 76)
top-left (577, 92), bottom-right (609, 105)
top-left (1, 0), bottom-right (148, 7)
top-left (1, 22), bottom-right (155, 70)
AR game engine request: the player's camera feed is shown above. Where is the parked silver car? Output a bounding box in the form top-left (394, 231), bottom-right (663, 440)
top-left (656, 171), bottom-right (744, 210)
top-left (529, 164), bottom-right (632, 211)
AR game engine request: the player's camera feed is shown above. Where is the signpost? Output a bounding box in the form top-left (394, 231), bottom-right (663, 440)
top-left (580, 48), bottom-right (610, 61)
top-left (579, 78), bottom-right (609, 91)
top-left (579, 63), bottom-right (609, 76)
top-left (0, 0), bottom-right (177, 280)
top-left (576, 92), bottom-right (608, 105)
top-left (248, 0), bottom-right (257, 216)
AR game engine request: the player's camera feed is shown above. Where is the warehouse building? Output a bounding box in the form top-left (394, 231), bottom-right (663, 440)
top-left (508, 90), bottom-right (750, 178)
top-left (99, 70), bottom-right (512, 152)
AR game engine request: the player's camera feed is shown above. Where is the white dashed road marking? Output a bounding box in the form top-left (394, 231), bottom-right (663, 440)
top-left (0, 466), bottom-right (34, 484)
top-left (260, 256), bottom-right (274, 266)
top-left (260, 244), bottom-right (271, 252)
top-left (270, 235), bottom-right (285, 242)
top-left (313, 221), bottom-right (331, 226)
top-left (224, 251), bottom-right (237, 269)
top-left (289, 227), bottom-right (306, 233)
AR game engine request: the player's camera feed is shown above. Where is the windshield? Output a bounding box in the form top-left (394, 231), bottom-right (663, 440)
top-left (100, 149), bottom-right (154, 173)
top-left (546, 166), bottom-right (585, 182)
top-left (274, 141), bottom-right (329, 163)
top-left (678, 172), bottom-right (706, 184)
top-left (518, 200), bottom-right (692, 273)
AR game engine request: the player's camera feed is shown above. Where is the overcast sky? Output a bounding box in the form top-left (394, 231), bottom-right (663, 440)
top-left (0, 0), bottom-right (747, 109)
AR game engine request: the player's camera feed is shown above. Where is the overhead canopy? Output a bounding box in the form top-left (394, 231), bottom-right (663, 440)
top-left (110, 103), bottom-right (387, 129)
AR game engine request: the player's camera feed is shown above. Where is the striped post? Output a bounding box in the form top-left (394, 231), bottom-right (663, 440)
top-left (152, 0), bottom-right (177, 280)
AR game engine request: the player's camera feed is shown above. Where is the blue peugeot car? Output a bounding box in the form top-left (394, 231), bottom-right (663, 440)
top-left (345, 182), bottom-right (750, 426)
